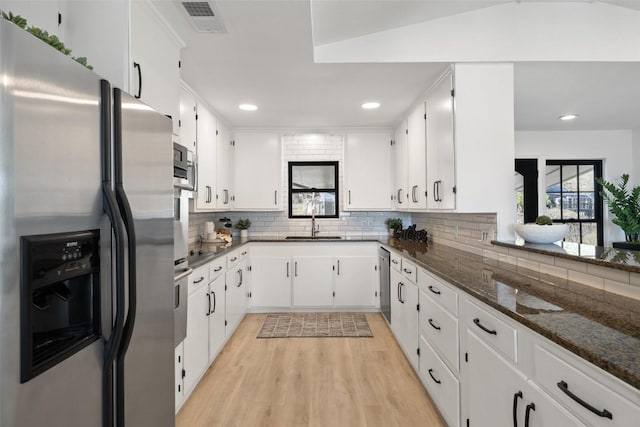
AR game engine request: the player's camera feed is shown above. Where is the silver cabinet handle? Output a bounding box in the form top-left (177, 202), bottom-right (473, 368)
top-left (237, 269), bottom-right (243, 287)
top-left (397, 189), bottom-right (403, 204)
top-left (412, 185), bottom-right (418, 203)
top-left (224, 189), bottom-right (229, 204)
top-left (433, 181), bottom-right (438, 202)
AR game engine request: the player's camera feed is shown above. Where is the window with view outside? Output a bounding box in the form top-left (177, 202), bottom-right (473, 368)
top-left (545, 160), bottom-right (603, 246)
top-left (288, 161), bottom-right (339, 218)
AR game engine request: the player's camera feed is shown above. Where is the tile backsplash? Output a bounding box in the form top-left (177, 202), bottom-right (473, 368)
top-left (412, 212), bottom-right (498, 255)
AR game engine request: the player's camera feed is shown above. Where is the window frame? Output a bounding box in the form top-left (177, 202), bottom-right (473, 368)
top-left (545, 159), bottom-right (603, 246)
top-left (288, 161), bottom-right (339, 219)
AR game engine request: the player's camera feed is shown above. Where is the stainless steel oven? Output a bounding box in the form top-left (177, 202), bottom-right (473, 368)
top-left (173, 187), bottom-right (191, 345)
top-left (173, 143), bottom-right (196, 191)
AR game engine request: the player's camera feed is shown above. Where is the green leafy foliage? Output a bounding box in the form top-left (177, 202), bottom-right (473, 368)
top-left (235, 219), bottom-right (252, 230)
top-left (2, 11), bottom-right (92, 70)
top-left (534, 215), bottom-right (553, 225)
top-left (385, 217), bottom-right (403, 230)
top-left (597, 174), bottom-right (640, 242)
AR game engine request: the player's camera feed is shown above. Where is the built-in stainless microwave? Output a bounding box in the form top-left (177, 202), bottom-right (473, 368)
top-left (173, 143), bottom-right (196, 191)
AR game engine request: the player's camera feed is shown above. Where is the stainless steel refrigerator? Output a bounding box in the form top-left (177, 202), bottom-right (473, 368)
top-left (0, 18), bottom-right (175, 427)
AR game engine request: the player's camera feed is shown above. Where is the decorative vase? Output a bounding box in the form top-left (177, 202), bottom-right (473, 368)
top-left (240, 229), bottom-right (248, 239)
top-left (514, 223), bottom-right (569, 244)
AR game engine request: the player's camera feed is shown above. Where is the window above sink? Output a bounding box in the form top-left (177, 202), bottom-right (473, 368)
top-left (288, 161), bottom-right (339, 219)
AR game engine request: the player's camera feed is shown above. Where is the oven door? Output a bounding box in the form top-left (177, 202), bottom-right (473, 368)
top-left (173, 188), bottom-right (189, 263)
top-left (173, 142), bottom-right (188, 179)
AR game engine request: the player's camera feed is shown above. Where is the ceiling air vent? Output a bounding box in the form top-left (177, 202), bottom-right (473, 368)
top-left (181, 1), bottom-right (227, 33)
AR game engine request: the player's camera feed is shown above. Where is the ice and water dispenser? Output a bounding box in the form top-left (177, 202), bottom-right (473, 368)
top-left (20, 230), bottom-right (101, 382)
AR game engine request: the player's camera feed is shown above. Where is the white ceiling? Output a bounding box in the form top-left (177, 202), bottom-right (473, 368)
top-left (154, 0), bottom-right (640, 131)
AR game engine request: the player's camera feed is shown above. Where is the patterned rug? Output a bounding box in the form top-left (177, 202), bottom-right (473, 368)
top-left (257, 312), bottom-right (373, 338)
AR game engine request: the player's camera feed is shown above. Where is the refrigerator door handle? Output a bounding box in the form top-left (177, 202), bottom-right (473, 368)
top-left (100, 80), bottom-right (126, 427)
top-left (113, 88), bottom-right (139, 427)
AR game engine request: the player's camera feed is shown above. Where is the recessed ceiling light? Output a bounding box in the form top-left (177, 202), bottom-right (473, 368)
top-left (558, 114), bottom-right (579, 121)
top-left (239, 104), bottom-right (257, 111)
top-left (362, 102), bottom-right (380, 110)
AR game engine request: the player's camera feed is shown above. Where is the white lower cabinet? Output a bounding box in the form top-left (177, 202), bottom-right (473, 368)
top-left (419, 336), bottom-right (460, 427)
top-left (184, 274), bottom-right (210, 394)
top-left (208, 274), bottom-right (226, 363)
top-left (250, 256), bottom-right (292, 308)
top-left (466, 329), bottom-right (584, 427)
top-left (390, 266), bottom-right (419, 370)
top-left (226, 261), bottom-right (248, 335)
top-left (292, 257), bottom-right (334, 307)
top-left (334, 256), bottom-right (377, 307)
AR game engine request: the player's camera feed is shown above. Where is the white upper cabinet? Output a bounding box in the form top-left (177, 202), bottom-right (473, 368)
top-left (233, 132), bottom-right (282, 211)
top-left (130, 0), bottom-right (181, 134)
top-left (0, 1), bottom-right (60, 36)
top-left (393, 123), bottom-right (409, 211)
top-left (426, 71), bottom-right (456, 210)
top-left (193, 107), bottom-right (217, 212)
top-left (407, 102), bottom-right (428, 210)
top-left (179, 86), bottom-right (197, 151)
top-left (344, 131), bottom-right (393, 211)
top-left (216, 121), bottom-right (233, 209)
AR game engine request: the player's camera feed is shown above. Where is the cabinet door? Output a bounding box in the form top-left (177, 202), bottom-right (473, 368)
top-left (466, 330), bottom-right (584, 427)
top-left (344, 131), bottom-right (392, 211)
top-left (250, 257), bottom-right (291, 307)
top-left (184, 284), bottom-right (209, 394)
top-left (194, 107), bottom-right (217, 211)
top-left (407, 102), bottom-right (427, 210)
top-left (334, 256), bottom-right (377, 307)
top-left (400, 280), bottom-right (419, 370)
top-left (1, 0), bottom-right (60, 36)
top-left (233, 132), bottom-right (281, 210)
top-left (426, 72), bottom-right (456, 210)
top-left (130, 0), bottom-right (180, 134)
top-left (208, 274), bottom-right (226, 363)
top-left (393, 123), bottom-right (408, 210)
top-left (292, 257), bottom-right (333, 307)
top-left (225, 266), bottom-right (245, 334)
top-left (390, 268), bottom-right (404, 336)
top-left (179, 87), bottom-right (197, 151)
top-left (175, 342), bottom-right (184, 412)
top-left (216, 121), bottom-right (233, 209)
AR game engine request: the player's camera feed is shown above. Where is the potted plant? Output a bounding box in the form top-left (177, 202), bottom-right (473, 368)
top-left (597, 174), bottom-right (640, 250)
top-left (385, 218), bottom-right (403, 237)
top-left (514, 215), bottom-right (568, 244)
top-left (235, 218), bottom-right (251, 239)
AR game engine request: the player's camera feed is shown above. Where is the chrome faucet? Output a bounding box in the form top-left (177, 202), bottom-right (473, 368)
top-left (311, 209), bottom-right (320, 237)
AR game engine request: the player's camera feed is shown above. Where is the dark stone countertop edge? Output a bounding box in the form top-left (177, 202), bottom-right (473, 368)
top-left (492, 240), bottom-right (640, 273)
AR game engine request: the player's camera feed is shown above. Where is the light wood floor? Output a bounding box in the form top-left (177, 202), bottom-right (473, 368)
top-left (176, 313), bottom-right (446, 427)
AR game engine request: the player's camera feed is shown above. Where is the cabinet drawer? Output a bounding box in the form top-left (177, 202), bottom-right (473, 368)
top-left (417, 268), bottom-right (458, 316)
top-left (533, 345), bottom-right (640, 427)
top-left (226, 250), bottom-right (240, 269)
top-left (401, 259), bottom-right (417, 283)
top-left (419, 292), bottom-right (459, 372)
top-left (209, 258), bottom-right (225, 281)
top-left (188, 265), bottom-right (209, 295)
top-left (419, 336), bottom-right (460, 427)
top-left (462, 298), bottom-right (517, 363)
top-left (239, 246), bottom-right (250, 261)
top-left (390, 252), bottom-right (402, 272)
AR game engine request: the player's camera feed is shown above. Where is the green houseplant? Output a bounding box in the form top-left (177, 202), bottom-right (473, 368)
top-left (385, 218), bottom-right (403, 237)
top-left (597, 174), bottom-right (640, 249)
top-left (235, 219), bottom-right (251, 238)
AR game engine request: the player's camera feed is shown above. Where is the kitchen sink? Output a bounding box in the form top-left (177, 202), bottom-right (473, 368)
top-left (285, 236), bottom-right (343, 240)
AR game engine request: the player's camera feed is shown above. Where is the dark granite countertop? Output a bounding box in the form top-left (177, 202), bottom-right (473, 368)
top-left (493, 240), bottom-right (640, 273)
top-left (384, 239), bottom-right (640, 391)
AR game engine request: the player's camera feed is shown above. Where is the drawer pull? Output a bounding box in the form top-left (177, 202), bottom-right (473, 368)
top-left (427, 368), bottom-right (441, 385)
top-left (513, 391), bottom-right (523, 427)
top-left (213, 266), bottom-right (223, 272)
top-left (428, 285), bottom-right (441, 295)
top-left (524, 403), bottom-right (535, 427)
top-left (193, 276), bottom-right (205, 284)
top-left (403, 268), bottom-right (412, 274)
top-left (230, 256), bottom-right (237, 262)
top-left (473, 318), bottom-right (497, 335)
top-left (557, 380), bottom-right (613, 419)
top-left (391, 259), bottom-right (399, 264)
top-left (428, 318), bottom-right (441, 331)
top-left (241, 251), bottom-right (248, 255)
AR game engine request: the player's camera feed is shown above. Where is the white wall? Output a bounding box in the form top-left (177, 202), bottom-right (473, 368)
top-left (633, 128), bottom-right (640, 188)
top-left (515, 130), bottom-right (633, 245)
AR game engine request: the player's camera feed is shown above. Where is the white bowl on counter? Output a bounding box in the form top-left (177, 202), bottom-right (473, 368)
top-left (514, 223), bottom-right (569, 244)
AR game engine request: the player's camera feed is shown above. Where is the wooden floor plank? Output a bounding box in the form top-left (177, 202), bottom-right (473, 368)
top-left (177, 313), bottom-right (446, 427)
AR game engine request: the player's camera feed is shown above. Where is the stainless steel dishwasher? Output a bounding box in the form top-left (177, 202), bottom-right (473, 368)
top-left (379, 247), bottom-right (391, 324)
